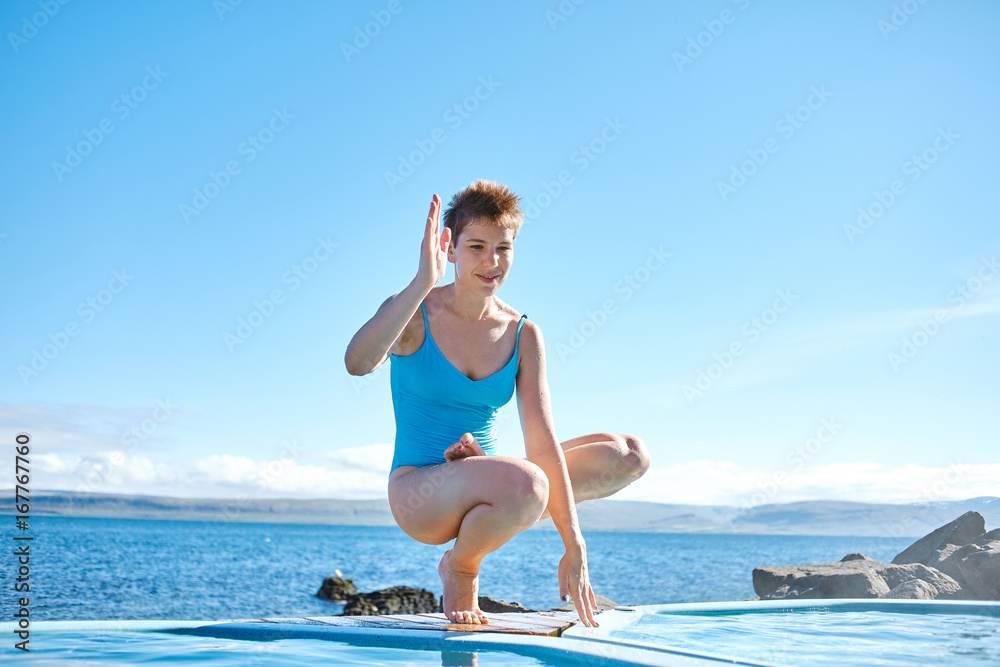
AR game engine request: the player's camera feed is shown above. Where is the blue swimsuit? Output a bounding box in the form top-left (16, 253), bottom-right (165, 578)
top-left (389, 302), bottom-right (527, 471)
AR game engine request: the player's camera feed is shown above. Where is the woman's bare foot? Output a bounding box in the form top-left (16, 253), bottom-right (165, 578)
top-left (438, 549), bottom-right (488, 625)
top-left (443, 433), bottom-right (486, 462)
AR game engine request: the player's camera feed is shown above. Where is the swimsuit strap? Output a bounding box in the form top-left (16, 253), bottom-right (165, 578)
top-left (514, 314), bottom-right (526, 352)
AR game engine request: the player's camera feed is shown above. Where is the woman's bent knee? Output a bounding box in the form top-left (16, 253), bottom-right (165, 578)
top-left (623, 434), bottom-right (651, 479)
top-left (387, 457), bottom-right (549, 539)
top-left (496, 458), bottom-right (549, 523)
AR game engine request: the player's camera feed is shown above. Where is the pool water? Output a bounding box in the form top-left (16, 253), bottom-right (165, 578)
top-left (610, 606), bottom-right (1000, 666)
top-left (0, 631), bottom-right (559, 666)
top-left (6, 603), bottom-right (999, 666)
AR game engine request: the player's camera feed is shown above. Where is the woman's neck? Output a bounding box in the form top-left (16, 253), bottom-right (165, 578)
top-left (445, 282), bottom-right (494, 321)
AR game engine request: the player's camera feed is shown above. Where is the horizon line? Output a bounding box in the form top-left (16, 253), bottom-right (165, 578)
top-left (5, 488), bottom-right (998, 509)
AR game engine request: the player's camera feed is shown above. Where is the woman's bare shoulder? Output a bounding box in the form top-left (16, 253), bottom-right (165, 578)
top-left (491, 297), bottom-right (525, 324)
top-left (496, 300), bottom-right (541, 352)
top-left (516, 317), bottom-right (542, 348)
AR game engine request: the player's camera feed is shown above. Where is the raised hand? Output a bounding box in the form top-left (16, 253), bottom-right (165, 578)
top-left (414, 193), bottom-right (452, 293)
top-left (559, 543), bottom-right (600, 627)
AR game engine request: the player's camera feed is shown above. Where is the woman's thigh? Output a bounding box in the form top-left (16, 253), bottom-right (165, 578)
top-left (555, 432), bottom-right (649, 501)
top-left (559, 432), bottom-right (626, 452)
top-left (387, 455), bottom-right (546, 545)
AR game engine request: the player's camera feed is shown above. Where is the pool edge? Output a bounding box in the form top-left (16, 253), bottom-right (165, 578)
top-left (1, 614), bottom-right (776, 666)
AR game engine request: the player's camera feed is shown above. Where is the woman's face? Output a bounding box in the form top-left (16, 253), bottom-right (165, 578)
top-left (448, 220), bottom-right (514, 293)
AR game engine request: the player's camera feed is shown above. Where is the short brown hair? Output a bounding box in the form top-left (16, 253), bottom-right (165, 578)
top-left (442, 179), bottom-right (523, 244)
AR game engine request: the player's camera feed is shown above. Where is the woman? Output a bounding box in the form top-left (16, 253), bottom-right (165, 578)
top-left (345, 179), bottom-right (650, 627)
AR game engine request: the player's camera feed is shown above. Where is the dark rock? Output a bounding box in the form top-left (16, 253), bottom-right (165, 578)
top-left (840, 553), bottom-right (867, 561)
top-left (478, 596), bottom-right (534, 613)
top-left (435, 595), bottom-right (535, 613)
top-left (892, 511), bottom-right (985, 566)
top-left (316, 576), bottom-right (357, 601)
top-left (549, 594), bottom-right (620, 612)
top-left (342, 586), bottom-right (440, 615)
top-left (345, 599), bottom-right (379, 615)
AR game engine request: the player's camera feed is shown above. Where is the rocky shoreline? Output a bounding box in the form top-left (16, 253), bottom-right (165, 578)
top-left (753, 511), bottom-right (999, 601)
top-left (316, 576), bottom-right (619, 615)
top-left (312, 512), bottom-right (998, 614)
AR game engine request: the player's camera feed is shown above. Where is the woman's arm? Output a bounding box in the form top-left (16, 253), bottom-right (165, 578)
top-left (344, 281), bottom-right (425, 376)
top-left (344, 194), bottom-right (451, 376)
top-left (516, 321), bottom-right (599, 627)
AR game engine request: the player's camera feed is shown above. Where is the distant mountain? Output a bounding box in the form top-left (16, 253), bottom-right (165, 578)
top-left (570, 497), bottom-right (1000, 536)
top-left (3, 490), bottom-right (997, 537)
top-left (1, 490), bottom-right (397, 527)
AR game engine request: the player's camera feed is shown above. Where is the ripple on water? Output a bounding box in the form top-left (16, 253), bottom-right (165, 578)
top-left (612, 610), bottom-right (1000, 666)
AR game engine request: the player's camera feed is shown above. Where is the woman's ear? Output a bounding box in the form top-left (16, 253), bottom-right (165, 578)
top-left (445, 229), bottom-right (456, 263)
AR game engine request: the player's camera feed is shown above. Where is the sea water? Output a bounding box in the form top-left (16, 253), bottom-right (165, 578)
top-left (2, 515), bottom-right (916, 621)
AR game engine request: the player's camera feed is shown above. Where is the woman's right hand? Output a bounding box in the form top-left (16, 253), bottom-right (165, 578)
top-left (414, 194), bottom-right (452, 292)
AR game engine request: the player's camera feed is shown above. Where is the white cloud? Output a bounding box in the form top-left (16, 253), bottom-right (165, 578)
top-left (0, 401), bottom-right (181, 453)
top-left (314, 442), bottom-right (394, 473)
top-left (4, 448), bottom-right (391, 500)
top-left (615, 460), bottom-right (1000, 506)
top-left (4, 449), bottom-right (997, 507)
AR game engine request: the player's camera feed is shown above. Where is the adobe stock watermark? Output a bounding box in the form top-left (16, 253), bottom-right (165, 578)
top-left (730, 417), bottom-right (843, 525)
top-left (179, 107), bottom-right (295, 223)
top-left (351, 359), bottom-right (388, 396)
top-left (877, 0), bottom-right (931, 40)
top-left (521, 117), bottom-right (628, 225)
top-left (339, 0), bottom-right (409, 63)
top-left (545, 0), bottom-right (587, 30)
top-left (862, 461), bottom-right (968, 554)
top-left (8, 0), bottom-right (71, 54)
top-left (682, 288), bottom-right (799, 403)
top-left (672, 0), bottom-right (752, 74)
top-left (74, 398), bottom-right (178, 494)
top-left (557, 245), bottom-right (668, 361)
top-left (213, 0), bottom-right (245, 21)
top-left (51, 65), bottom-right (169, 183)
top-left (241, 644), bottom-right (282, 667)
top-left (223, 236), bottom-right (338, 351)
top-left (716, 85), bottom-right (832, 202)
top-left (17, 268), bottom-right (134, 385)
top-left (394, 463), bottom-right (459, 520)
top-left (843, 126), bottom-right (958, 244)
top-left (384, 75), bottom-right (501, 192)
top-left (887, 254), bottom-right (997, 372)
top-left (574, 457), bottom-right (631, 505)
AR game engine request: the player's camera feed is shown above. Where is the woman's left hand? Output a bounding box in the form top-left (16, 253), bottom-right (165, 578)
top-left (558, 541), bottom-right (599, 627)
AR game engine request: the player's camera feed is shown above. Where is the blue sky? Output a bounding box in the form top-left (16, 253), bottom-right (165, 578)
top-left (1, 0), bottom-right (998, 506)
